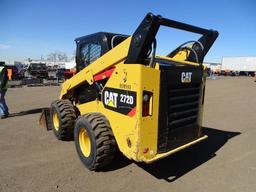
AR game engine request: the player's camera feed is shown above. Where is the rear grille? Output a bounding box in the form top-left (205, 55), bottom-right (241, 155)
top-left (157, 66), bottom-right (203, 153)
top-left (168, 84), bottom-right (200, 130)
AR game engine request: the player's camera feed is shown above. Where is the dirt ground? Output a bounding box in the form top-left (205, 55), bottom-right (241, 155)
top-left (0, 77), bottom-right (255, 192)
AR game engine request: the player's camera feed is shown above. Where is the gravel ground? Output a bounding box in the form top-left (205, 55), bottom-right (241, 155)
top-left (0, 76), bottom-right (255, 192)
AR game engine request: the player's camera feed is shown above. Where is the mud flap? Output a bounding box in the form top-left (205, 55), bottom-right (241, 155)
top-left (39, 108), bottom-right (52, 131)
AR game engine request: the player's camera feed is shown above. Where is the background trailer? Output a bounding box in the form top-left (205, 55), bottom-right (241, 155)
top-left (221, 57), bottom-right (256, 76)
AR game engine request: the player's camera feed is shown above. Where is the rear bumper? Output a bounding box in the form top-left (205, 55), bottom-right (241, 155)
top-left (143, 134), bottom-right (208, 163)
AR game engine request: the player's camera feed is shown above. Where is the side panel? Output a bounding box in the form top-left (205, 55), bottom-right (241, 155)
top-left (136, 66), bottom-right (160, 161)
top-left (77, 64), bottom-right (160, 161)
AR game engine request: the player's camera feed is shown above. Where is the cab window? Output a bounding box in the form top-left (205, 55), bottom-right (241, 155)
top-left (78, 42), bottom-right (101, 70)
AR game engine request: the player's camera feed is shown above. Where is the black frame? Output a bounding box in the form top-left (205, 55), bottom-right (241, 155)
top-left (125, 13), bottom-right (219, 64)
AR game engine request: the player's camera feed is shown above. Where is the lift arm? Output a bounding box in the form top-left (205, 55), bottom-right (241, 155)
top-left (60, 37), bottom-right (132, 98)
top-left (125, 13), bottom-right (218, 64)
top-left (60, 13), bottom-right (218, 98)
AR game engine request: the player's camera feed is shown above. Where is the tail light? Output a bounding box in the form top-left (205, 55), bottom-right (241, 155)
top-left (142, 91), bottom-right (153, 116)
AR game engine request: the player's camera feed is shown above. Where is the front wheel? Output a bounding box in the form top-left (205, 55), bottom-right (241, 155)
top-left (74, 113), bottom-right (117, 171)
top-left (50, 99), bottom-right (76, 140)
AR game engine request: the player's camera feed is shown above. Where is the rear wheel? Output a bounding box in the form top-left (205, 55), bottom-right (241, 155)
top-left (74, 113), bottom-right (117, 170)
top-left (50, 99), bottom-right (76, 140)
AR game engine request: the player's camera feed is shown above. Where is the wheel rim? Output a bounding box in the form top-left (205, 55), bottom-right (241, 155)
top-left (53, 111), bottom-right (59, 131)
top-left (79, 128), bottom-right (91, 157)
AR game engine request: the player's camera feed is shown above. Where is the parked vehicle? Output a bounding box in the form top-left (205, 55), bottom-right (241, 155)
top-left (221, 57), bottom-right (256, 76)
top-left (25, 63), bottom-right (48, 79)
top-left (40, 13), bottom-right (218, 171)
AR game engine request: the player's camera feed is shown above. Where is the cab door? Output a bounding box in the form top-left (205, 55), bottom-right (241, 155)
top-left (76, 41), bottom-right (102, 72)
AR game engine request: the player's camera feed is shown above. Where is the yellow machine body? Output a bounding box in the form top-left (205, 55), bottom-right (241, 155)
top-left (41, 13), bottom-right (218, 167)
top-left (59, 37), bottom-right (207, 163)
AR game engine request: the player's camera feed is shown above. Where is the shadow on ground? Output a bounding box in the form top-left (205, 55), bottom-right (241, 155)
top-left (101, 151), bottom-right (133, 172)
top-left (137, 127), bottom-right (240, 182)
top-left (8, 107), bottom-right (48, 117)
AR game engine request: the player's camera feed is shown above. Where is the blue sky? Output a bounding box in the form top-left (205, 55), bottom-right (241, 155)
top-left (0, 0), bottom-right (255, 63)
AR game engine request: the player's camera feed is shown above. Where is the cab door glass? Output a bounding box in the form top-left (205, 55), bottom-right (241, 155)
top-left (79, 42), bottom-right (101, 70)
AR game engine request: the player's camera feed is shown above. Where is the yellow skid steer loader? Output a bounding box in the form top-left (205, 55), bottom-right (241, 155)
top-left (40, 13), bottom-right (218, 170)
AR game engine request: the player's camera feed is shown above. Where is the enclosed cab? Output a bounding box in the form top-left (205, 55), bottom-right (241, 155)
top-left (75, 32), bottom-right (128, 71)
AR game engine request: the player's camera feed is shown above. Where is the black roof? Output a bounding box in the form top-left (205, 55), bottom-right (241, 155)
top-left (75, 32), bottom-right (128, 42)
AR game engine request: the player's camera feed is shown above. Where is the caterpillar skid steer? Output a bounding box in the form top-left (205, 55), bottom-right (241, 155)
top-left (40, 13), bottom-right (218, 170)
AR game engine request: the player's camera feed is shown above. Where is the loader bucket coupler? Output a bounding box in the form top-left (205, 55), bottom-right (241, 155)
top-left (39, 108), bottom-right (52, 131)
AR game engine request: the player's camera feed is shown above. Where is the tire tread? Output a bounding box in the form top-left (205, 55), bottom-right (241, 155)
top-left (81, 113), bottom-right (116, 170)
top-left (51, 99), bottom-right (76, 140)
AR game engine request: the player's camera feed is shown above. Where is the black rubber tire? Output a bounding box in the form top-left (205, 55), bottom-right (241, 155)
top-left (74, 113), bottom-right (117, 171)
top-left (50, 99), bottom-right (76, 140)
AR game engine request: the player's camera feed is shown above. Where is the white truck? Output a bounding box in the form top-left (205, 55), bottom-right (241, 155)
top-left (221, 57), bottom-right (256, 76)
